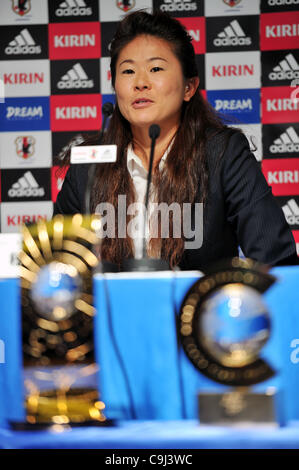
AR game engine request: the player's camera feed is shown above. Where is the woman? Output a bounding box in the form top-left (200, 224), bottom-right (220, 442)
top-left (54, 11), bottom-right (297, 270)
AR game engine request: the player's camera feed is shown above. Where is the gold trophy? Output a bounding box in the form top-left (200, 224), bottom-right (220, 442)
top-left (179, 258), bottom-right (279, 425)
top-left (13, 214), bottom-right (112, 429)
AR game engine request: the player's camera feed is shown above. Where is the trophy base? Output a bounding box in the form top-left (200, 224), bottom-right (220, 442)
top-left (9, 387), bottom-right (116, 430)
top-left (9, 418), bottom-right (115, 431)
top-left (198, 388), bottom-right (280, 426)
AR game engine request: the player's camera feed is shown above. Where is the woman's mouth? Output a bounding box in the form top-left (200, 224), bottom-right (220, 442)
top-left (132, 98), bottom-right (154, 109)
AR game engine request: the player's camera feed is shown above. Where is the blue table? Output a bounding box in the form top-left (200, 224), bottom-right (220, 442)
top-left (0, 420), bottom-right (299, 449)
top-left (0, 266), bottom-right (299, 449)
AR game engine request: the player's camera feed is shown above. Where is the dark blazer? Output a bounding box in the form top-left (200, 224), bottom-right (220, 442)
top-left (53, 130), bottom-right (298, 270)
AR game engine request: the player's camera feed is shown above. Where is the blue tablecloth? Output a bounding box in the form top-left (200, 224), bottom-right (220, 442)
top-left (1, 267), bottom-right (299, 449)
top-left (0, 420), bottom-right (299, 449)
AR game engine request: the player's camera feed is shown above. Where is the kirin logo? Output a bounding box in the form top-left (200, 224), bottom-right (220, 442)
top-left (117, 0), bottom-right (136, 12)
top-left (12, 0), bottom-right (31, 16)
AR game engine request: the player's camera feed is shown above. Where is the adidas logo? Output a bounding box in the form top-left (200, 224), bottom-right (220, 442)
top-left (8, 171), bottom-right (44, 198)
top-left (268, 0), bottom-right (299, 6)
top-left (282, 199), bottom-right (299, 226)
top-left (57, 63), bottom-right (94, 89)
top-left (160, 0), bottom-right (198, 12)
top-left (5, 28), bottom-right (41, 55)
top-left (270, 127), bottom-right (299, 153)
top-left (55, 0), bottom-right (92, 17)
top-left (213, 20), bottom-right (252, 47)
top-left (269, 54), bottom-right (299, 81)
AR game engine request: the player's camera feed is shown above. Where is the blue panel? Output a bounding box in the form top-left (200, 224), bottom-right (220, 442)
top-left (207, 88), bottom-right (260, 124)
top-left (0, 97), bottom-right (50, 131)
top-left (0, 340), bottom-right (4, 427)
top-left (0, 278), bottom-right (24, 427)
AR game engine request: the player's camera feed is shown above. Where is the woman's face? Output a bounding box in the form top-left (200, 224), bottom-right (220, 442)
top-left (114, 35), bottom-right (194, 133)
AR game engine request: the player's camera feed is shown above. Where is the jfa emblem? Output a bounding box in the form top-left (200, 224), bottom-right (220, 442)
top-left (117, 0), bottom-right (136, 12)
top-left (15, 136), bottom-right (35, 160)
top-left (223, 0), bottom-right (242, 6)
top-left (12, 0), bottom-right (31, 16)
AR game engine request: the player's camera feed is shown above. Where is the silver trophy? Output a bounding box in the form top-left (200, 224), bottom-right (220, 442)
top-left (179, 258), bottom-right (278, 425)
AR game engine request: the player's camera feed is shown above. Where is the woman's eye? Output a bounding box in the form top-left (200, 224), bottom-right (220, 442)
top-left (151, 66), bottom-right (163, 72)
top-left (122, 69), bottom-right (134, 74)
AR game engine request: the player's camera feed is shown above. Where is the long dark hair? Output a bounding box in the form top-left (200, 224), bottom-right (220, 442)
top-left (61, 11), bottom-right (228, 268)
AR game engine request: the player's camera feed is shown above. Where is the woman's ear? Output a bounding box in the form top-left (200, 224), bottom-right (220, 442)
top-left (184, 77), bottom-right (200, 102)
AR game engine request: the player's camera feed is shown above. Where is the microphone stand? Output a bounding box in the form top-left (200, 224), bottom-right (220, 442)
top-left (121, 124), bottom-right (170, 272)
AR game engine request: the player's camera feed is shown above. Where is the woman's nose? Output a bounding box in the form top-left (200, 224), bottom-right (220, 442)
top-left (134, 72), bottom-right (151, 91)
top-left (135, 84), bottom-right (148, 90)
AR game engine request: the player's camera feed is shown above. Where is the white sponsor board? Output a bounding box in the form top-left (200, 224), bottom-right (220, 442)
top-left (0, 60), bottom-right (50, 97)
top-left (71, 144), bottom-right (117, 163)
top-left (0, 233), bottom-right (22, 278)
top-left (0, 131), bottom-right (51, 169)
top-left (99, 0), bottom-right (152, 22)
top-left (0, 0), bottom-right (49, 25)
top-left (0, 78), bottom-right (4, 103)
top-left (205, 51), bottom-right (261, 90)
top-left (205, 0), bottom-right (260, 17)
top-left (229, 123), bottom-right (262, 161)
top-left (1, 201), bottom-right (53, 233)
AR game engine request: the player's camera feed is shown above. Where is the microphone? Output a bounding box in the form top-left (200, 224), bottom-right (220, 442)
top-left (84, 102), bottom-right (114, 215)
top-left (121, 124), bottom-right (169, 272)
top-left (142, 124), bottom-right (160, 258)
top-left (99, 102), bottom-right (114, 141)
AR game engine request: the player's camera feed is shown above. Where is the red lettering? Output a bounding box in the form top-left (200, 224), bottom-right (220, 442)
top-left (212, 66), bottom-right (221, 77)
top-left (228, 65), bottom-right (237, 76)
top-left (34, 73), bottom-right (43, 84)
top-left (19, 73), bottom-right (27, 84)
top-left (7, 215), bottom-right (16, 226)
top-left (3, 74), bottom-right (12, 85)
top-left (244, 65), bottom-right (254, 75)
top-left (7, 214), bottom-right (47, 226)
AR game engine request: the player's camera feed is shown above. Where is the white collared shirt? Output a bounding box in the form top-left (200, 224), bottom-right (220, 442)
top-left (126, 143), bottom-right (168, 258)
